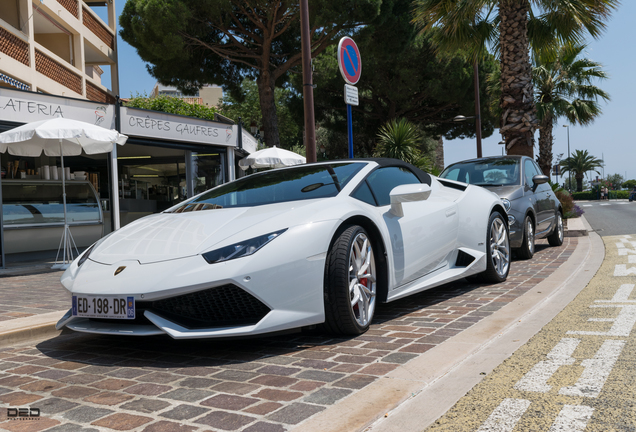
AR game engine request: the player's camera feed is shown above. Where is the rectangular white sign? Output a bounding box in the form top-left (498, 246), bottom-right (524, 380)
top-left (0, 88), bottom-right (116, 129)
top-left (241, 130), bottom-right (258, 154)
top-left (121, 106), bottom-right (237, 147)
top-left (344, 84), bottom-right (359, 106)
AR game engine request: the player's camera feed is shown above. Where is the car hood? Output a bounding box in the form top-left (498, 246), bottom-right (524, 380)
top-left (90, 200), bottom-right (323, 265)
top-left (479, 185), bottom-right (524, 201)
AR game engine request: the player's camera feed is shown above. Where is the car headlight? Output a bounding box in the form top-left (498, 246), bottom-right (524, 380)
top-left (501, 198), bottom-right (511, 213)
top-left (202, 229), bottom-right (287, 264)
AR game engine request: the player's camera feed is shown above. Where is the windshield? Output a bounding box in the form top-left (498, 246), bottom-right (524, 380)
top-left (169, 162), bottom-right (365, 212)
top-left (440, 158), bottom-right (521, 186)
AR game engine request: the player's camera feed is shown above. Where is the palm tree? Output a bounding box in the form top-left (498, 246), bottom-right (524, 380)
top-left (560, 149), bottom-right (603, 192)
top-left (374, 118), bottom-right (421, 163)
top-left (412, 0), bottom-right (619, 157)
top-left (534, 43), bottom-right (610, 176)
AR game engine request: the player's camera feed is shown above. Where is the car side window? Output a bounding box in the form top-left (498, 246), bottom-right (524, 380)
top-left (365, 167), bottom-right (421, 207)
top-left (524, 159), bottom-right (540, 187)
top-left (351, 181), bottom-right (377, 206)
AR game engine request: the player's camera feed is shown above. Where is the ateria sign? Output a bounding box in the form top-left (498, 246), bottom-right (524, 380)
top-left (0, 88), bottom-right (115, 129)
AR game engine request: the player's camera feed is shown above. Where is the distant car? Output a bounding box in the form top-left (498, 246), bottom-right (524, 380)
top-left (440, 156), bottom-right (564, 259)
top-left (56, 159), bottom-right (509, 339)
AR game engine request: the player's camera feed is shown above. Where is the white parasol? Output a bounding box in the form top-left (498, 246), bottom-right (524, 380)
top-left (0, 118), bottom-right (127, 268)
top-left (238, 146), bottom-right (306, 170)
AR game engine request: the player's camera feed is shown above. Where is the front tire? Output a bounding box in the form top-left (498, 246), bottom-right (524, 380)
top-left (479, 212), bottom-right (511, 283)
top-left (547, 211), bottom-right (564, 246)
top-left (516, 215), bottom-right (535, 260)
top-left (323, 225), bottom-right (377, 335)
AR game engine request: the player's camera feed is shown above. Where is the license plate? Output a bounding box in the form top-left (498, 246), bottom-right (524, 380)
top-left (72, 296), bottom-right (135, 319)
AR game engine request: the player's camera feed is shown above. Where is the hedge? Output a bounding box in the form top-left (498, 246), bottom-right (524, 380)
top-left (572, 190), bottom-right (630, 200)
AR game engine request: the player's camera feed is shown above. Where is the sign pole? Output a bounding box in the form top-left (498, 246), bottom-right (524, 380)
top-left (337, 37), bottom-right (361, 160)
top-left (347, 104), bottom-right (353, 158)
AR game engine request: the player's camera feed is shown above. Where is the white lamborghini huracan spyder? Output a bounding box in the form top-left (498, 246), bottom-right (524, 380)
top-left (56, 159), bottom-right (510, 339)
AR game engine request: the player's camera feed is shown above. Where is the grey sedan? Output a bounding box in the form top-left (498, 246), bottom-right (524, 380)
top-left (440, 156), bottom-right (564, 259)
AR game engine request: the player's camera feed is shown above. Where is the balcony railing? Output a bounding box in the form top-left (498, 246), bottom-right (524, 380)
top-left (57, 0), bottom-right (79, 19)
top-left (35, 48), bottom-right (82, 95)
top-left (0, 24), bottom-right (29, 66)
top-left (82, 6), bottom-right (114, 50)
top-left (86, 80), bottom-right (115, 104)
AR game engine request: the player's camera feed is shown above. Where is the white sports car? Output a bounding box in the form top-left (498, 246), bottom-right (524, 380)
top-left (56, 159), bottom-right (510, 339)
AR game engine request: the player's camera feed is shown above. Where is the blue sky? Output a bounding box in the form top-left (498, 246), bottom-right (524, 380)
top-left (101, 1), bottom-right (635, 182)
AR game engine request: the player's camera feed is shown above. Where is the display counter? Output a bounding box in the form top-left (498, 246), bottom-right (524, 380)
top-left (2, 180), bottom-right (103, 253)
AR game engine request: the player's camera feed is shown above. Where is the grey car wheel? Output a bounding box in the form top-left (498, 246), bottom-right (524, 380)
top-left (517, 215), bottom-right (534, 260)
top-left (548, 211), bottom-right (564, 246)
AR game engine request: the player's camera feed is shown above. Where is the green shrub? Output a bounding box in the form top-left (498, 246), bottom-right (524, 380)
top-left (555, 189), bottom-right (574, 216)
top-left (572, 191), bottom-right (596, 200)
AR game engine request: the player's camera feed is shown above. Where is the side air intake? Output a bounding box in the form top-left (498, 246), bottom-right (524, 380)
top-left (455, 250), bottom-right (476, 267)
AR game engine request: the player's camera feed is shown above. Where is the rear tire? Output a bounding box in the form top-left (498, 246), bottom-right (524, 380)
top-left (547, 211), bottom-right (564, 246)
top-left (323, 225), bottom-right (377, 335)
top-left (516, 215), bottom-right (535, 260)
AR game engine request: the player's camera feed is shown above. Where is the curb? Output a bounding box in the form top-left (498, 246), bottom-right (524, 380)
top-left (299, 232), bottom-right (603, 432)
top-left (0, 311), bottom-right (66, 348)
top-left (565, 216), bottom-right (588, 237)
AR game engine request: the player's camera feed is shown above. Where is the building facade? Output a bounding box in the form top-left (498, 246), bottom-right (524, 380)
top-left (0, 0), bottom-right (118, 103)
top-left (150, 83), bottom-right (224, 108)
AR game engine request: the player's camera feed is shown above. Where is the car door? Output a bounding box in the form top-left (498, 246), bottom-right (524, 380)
top-left (364, 166), bottom-right (458, 289)
top-left (524, 159), bottom-right (552, 233)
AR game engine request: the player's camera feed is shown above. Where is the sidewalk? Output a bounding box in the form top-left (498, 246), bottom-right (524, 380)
top-left (0, 217), bottom-right (599, 432)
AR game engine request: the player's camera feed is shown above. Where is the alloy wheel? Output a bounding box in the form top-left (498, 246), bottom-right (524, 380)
top-left (490, 217), bottom-right (510, 278)
top-left (348, 233), bottom-right (377, 327)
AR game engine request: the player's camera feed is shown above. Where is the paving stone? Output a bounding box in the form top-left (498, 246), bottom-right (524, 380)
top-left (92, 413), bottom-right (154, 430)
top-left (242, 402), bottom-right (283, 415)
top-left (159, 388), bottom-right (215, 403)
top-left (358, 363), bottom-right (399, 375)
top-left (381, 352), bottom-right (418, 364)
top-left (173, 367), bottom-right (219, 377)
top-left (196, 410), bottom-right (256, 430)
top-left (136, 372), bottom-right (181, 384)
top-left (47, 424), bottom-right (99, 432)
top-left (52, 361), bottom-right (86, 371)
top-left (266, 402), bottom-right (325, 425)
top-left (212, 370), bottom-right (259, 382)
top-left (7, 365), bottom-right (48, 375)
top-left (35, 370), bottom-right (75, 380)
top-left (243, 422), bottom-right (286, 432)
top-left (0, 376), bottom-right (35, 387)
top-left (303, 387), bottom-right (353, 405)
top-left (141, 420), bottom-right (198, 432)
top-left (296, 370), bottom-right (344, 382)
top-left (119, 398), bottom-right (171, 414)
top-left (32, 398), bottom-right (79, 415)
top-left (249, 375), bottom-right (297, 388)
top-left (19, 380), bottom-right (65, 392)
top-left (399, 343), bottom-right (435, 354)
top-left (201, 394), bottom-right (260, 410)
top-left (89, 378), bottom-right (136, 390)
top-left (252, 388), bottom-right (304, 402)
top-left (332, 374), bottom-right (377, 389)
top-left (177, 377), bottom-right (221, 389)
top-left (124, 383), bottom-right (173, 396)
top-left (256, 365), bottom-right (301, 376)
top-left (83, 391), bottom-right (135, 406)
top-left (51, 386), bottom-right (100, 399)
top-left (63, 406), bottom-right (114, 423)
top-left (57, 374), bottom-right (103, 385)
top-left (0, 416), bottom-right (60, 431)
top-left (289, 381), bottom-right (324, 392)
top-left (210, 381), bottom-right (261, 395)
top-left (160, 404), bottom-right (209, 420)
top-left (0, 391), bottom-right (43, 405)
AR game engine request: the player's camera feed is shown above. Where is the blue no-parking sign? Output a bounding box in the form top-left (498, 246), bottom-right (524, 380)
top-left (338, 37), bottom-right (362, 85)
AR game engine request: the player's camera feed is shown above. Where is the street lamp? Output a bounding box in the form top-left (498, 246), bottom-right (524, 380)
top-left (563, 124), bottom-right (571, 191)
top-left (453, 115), bottom-right (482, 158)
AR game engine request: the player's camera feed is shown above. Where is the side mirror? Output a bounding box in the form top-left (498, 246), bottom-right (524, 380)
top-left (532, 174), bottom-right (549, 191)
top-left (389, 184), bottom-right (431, 217)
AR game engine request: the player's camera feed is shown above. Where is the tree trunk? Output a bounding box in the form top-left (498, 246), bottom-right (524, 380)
top-left (537, 113), bottom-right (553, 176)
top-left (498, 0), bottom-right (538, 158)
top-left (435, 136), bottom-right (445, 172)
top-left (256, 72), bottom-right (280, 148)
top-left (576, 173), bottom-right (584, 192)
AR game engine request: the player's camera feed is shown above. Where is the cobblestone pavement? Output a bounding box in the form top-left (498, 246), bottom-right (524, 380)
top-left (0, 272), bottom-right (66, 323)
top-left (0, 239), bottom-right (576, 432)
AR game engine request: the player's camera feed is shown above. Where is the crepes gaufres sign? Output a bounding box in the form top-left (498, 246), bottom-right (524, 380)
top-left (121, 106), bottom-right (236, 147)
top-left (0, 88), bottom-right (115, 129)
